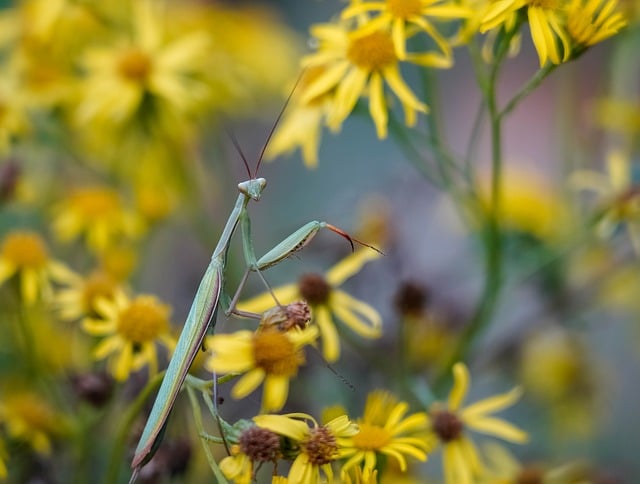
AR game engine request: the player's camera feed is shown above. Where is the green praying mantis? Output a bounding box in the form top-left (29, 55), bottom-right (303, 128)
top-left (130, 84), bottom-right (376, 480)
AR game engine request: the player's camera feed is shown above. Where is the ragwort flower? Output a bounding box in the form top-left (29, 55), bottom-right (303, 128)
top-left (219, 424), bottom-right (281, 483)
top-left (52, 186), bottom-right (142, 253)
top-left (205, 325), bottom-right (319, 412)
top-left (82, 292), bottom-right (176, 381)
top-left (0, 230), bottom-right (74, 305)
top-left (428, 363), bottom-right (528, 484)
top-left (341, 390), bottom-right (433, 479)
top-left (340, 0), bottom-right (472, 59)
top-left (54, 269), bottom-right (121, 321)
top-left (238, 249), bottom-right (382, 363)
top-left (254, 413), bottom-right (359, 483)
top-left (566, 0), bottom-right (626, 50)
top-left (301, 18), bottom-right (442, 139)
top-left (480, 0), bottom-right (571, 66)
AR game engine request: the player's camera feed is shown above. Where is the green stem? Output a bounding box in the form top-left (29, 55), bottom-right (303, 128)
top-left (499, 64), bottom-right (557, 120)
top-left (104, 371), bottom-right (165, 484)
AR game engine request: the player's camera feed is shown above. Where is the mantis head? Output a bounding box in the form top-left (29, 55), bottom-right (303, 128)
top-left (238, 177), bottom-right (267, 201)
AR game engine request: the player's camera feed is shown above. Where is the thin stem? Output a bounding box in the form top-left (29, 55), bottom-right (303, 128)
top-left (499, 64), bottom-right (557, 120)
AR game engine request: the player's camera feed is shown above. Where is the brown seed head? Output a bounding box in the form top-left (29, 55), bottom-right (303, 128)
top-left (432, 409), bottom-right (464, 442)
top-left (239, 426), bottom-right (281, 462)
top-left (298, 273), bottom-right (331, 305)
top-left (304, 426), bottom-right (338, 466)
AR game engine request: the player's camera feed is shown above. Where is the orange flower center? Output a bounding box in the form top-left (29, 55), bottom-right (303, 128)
top-left (298, 273), bottom-right (331, 305)
top-left (69, 188), bottom-right (122, 218)
top-left (1, 231), bottom-right (49, 269)
top-left (304, 426), bottom-right (338, 465)
top-left (252, 329), bottom-right (304, 376)
top-left (352, 422), bottom-right (391, 450)
top-left (388, 0), bottom-right (423, 18)
top-left (116, 295), bottom-right (170, 343)
top-left (347, 31), bottom-right (396, 71)
top-left (118, 48), bottom-right (152, 83)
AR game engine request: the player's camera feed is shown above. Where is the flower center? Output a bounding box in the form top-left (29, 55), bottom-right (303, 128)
top-left (393, 281), bottom-right (430, 317)
top-left (239, 426), bottom-right (281, 462)
top-left (252, 329), bottom-right (305, 376)
top-left (352, 422), bottom-right (391, 450)
top-left (1, 231), bottom-right (49, 269)
top-left (69, 188), bottom-right (122, 218)
top-left (118, 48), bottom-right (152, 83)
top-left (347, 31), bottom-right (396, 71)
top-left (82, 272), bottom-right (117, 314)
top-left (388, 0), bottom-right (423, 18)
top-left (298, 274), bottom-right (331, 305)
top-left (432, 410), bottom-right (464, 442)
top-left (116, 295), bottom-right (170, 344)
top-left (516, 466), bottom-right (544, 484)
top-left (304, 426), bottom-right (338, 466)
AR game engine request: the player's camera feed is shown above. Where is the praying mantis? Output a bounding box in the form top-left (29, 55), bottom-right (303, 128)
top-left (130, 86), bottom-right (373, 480)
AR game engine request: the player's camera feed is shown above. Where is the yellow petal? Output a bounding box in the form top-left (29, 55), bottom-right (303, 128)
top-left (237, 284), bottom-right (299, 313)
top-left (448, 362), bottom-right (469, 411)
top-left (0, 259), bottom-right (16, 284)
top-left (254, 414), bottom-right (310, 440)
top-left (315, 305), bottom-right (340, 362)
top-left (464, 416), bottom-right (529, 443)
top-left (382, 64), bottom-right (427, 114)
top-left (231, 368), bottom-right (265, 399)
top-left (331, 291), bottom-right (382, 338)
top-left (368, 72), bottom-right (388, 139)
top-left (329, 67), bottom-right (368, 131)
top-left (114, 343), bottom-right (133, 381)
top-left (21, 269), bottom-right (39, 305)
top-left (461, 386), bottom-right (523, 418)
top-left (327, 249), bottom-right (381, 286)
top-left (262, 374), bottom-right (290, 412)
top-left (92, 335), bottom-right (121, 359)
top-left (301, 61), bottom-right (350, 105)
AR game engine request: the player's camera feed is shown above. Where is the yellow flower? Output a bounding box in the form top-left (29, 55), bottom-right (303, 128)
top-left (55, 269), bottom-right (121, 321)
top-left (265, 67), bottom-right (335, 169)
top-left (570, 149), bottom-right (640, 252)
top-left (75, 0), bottom-right (212, 129)
top-left (238, 249), bottom-right (382, 363)
top-left (82, 292), bottom-right (176, 381)
top-left (254, 413), bottom-right (359, 484)
top-left (566, 0), bottom-right (626, 48)
top-left (340, 390), bottom-right (433, 479)
top-left (480, 0), bottom-right (571, 66)
top-left (205, 326), bottom-right (319, 412)
top-left (340, 0), bottom-right (472, 59)
top-left (429, 363), bottom-right (528, 484)
top-left (219, 424), bottom-right (282, 483)
top-left (0, 230), bottom-right (74, 305)
top-left (301, 18), bottom-right (441, 139)
top-left (52, 186), bottom-right (142, 253)
top-left (0, 390), bottom-right (66, 455)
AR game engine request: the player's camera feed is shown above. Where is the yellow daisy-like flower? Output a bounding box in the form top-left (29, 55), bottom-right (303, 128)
top-left (52, 186), bottom-right (142, 253)
top-left (570, 149), bottom-right (640, 253)
top-left (480, 0), bottom-right (571, 66)
top-left (0, 390), bottom-right (66, 455)
top-left (205, 326), bottom-right (319, 412)
top-left (0, 230), bottom-right (74, 305)
top-left (254, 413), bottom-right (359, 484)
top-left (301, 18), bottom-right (444, 139)
top-left (265, 66), bottom-right (335, 169)
top-left (341, 390), bottom-right (433, 479)
top-left (76, 0), bottom-right (212, 128)
top-left (340, 0), bottom-right (472, 59)
top-left (238, 249), bottom-right (382, 363)
top-left (566, 0), bottom-right (626, 48)
top-left (82, 292), bottom-right (176, 381)
top-left (54, 269), bottom-right (121, 321)
top-left (219, 424), bottom-right (282, 483)
top-left (428, 363), bottom-right (528, 484)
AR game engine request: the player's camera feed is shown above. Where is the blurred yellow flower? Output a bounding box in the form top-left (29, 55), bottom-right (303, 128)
top-left (0, 230), bottom-right (74, 305)
top-left (52, 186), bottom-right (142, 253)
top-left (238, 249), bottom-right (382, 363)
top-left (82, 292), bottom-right (175, 381)
top-left (0, 71), bottom-right (29, 155)
top-left (254, 413), bottom-right (359, 483)
top-left (205, 325), bottom-right (319, 412)
top-left (98, 244), bottom-right (138, 282)
top-left (570, 149), bottom-right (640, 253)
top-left (429, 363), bottom-right (528, 484)
top-left (55, 269), bottom-right (121, 321)
top-left (340, 390), bottom-right (433, 479)
top-left (480, 0), bottom-right (571, 66)
top-left (75, 0), bottom-right (212, 128)
top-left (301, 18), bottom-right (441, 139)
top-left (566, 0), bottom-right (626, 48)
top-left (0, 390), bottom-right (66, 455)
top-left (340, 0), bottom-right (471, 59)
top-left (0, 437), bottom-right (6, 479)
